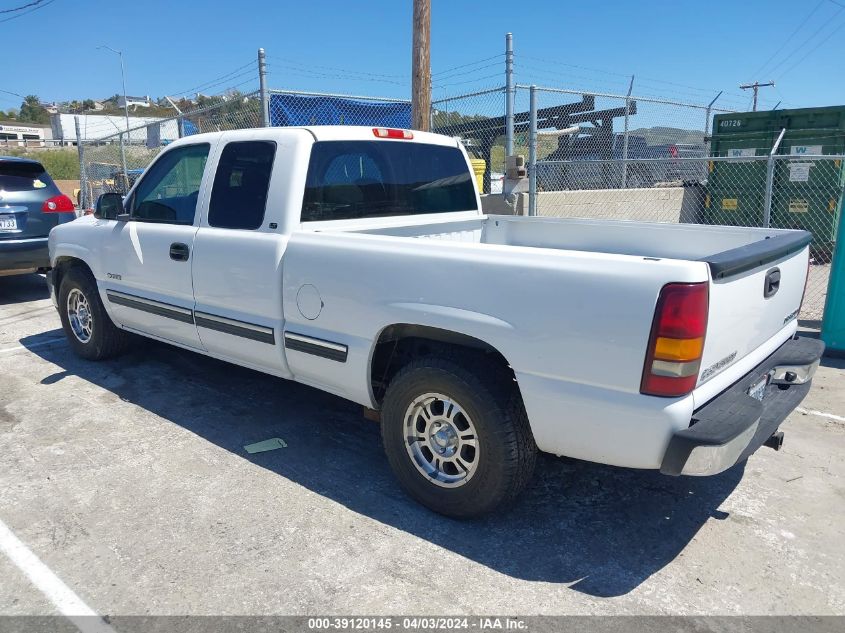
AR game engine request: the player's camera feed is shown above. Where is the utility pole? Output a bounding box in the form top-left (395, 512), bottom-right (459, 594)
top-left (411, 0), bottom-right (431, 131)
top-left (258, 48), bottom-right (270, 127)
top-left (505, 32), bottom-right (514, 157)
top-left (740, 81), bottom-right (775, 112)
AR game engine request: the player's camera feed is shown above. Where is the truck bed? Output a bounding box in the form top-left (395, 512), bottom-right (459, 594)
top-left (349, 214), bottom-right (810, 270)
top-left (293, 212), bottom-right (811, 466)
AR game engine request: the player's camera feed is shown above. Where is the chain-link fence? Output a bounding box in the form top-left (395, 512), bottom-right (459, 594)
top-left (510, 85), bottom-right (843, 322)
top-left (64, 58), bottom-right (840, 325)
top-left (431, 87), bottom-right (507, 193)
top-left (523, 84), bottom-right (731, 191)
top-left (75, 91), bottom-right (263, 208)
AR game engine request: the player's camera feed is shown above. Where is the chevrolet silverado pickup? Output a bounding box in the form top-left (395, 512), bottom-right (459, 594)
top-left (46, 126), bottom-right (824, 517)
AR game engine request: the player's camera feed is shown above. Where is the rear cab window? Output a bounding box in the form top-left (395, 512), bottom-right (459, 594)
top-left (301, 141), bottom-right (477, 222)
top-left (208, 141), bottom-right (276, 230)
top-left (0, 161), bottom-right (58, 194)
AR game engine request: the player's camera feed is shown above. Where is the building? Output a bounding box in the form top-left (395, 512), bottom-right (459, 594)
top-left (50, 113), bottom-right (180, 145)
top-left (0, 121), bottom-right (53, 147)
top-left (116, 95), bottom-right (152, 109)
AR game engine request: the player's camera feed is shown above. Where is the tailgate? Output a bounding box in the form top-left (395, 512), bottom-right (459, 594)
top-left (697, 231), bottom-right (811, 388)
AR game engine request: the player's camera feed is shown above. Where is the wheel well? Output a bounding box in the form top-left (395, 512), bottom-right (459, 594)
top-left (370, 324), bottom-right (516, 404)
top-left (52, 257), bottom-right (92, 295)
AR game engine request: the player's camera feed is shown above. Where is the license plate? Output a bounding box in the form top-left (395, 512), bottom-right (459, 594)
top-left (747, 374), bottom-right (769, 402)
top-left (0, 214), bottom-right (17, 231)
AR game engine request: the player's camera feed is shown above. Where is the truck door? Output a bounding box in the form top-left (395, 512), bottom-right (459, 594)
top-left (99, 143), bottom-right (211, 349)
top-left (191, 138), bottom-right (291, 375)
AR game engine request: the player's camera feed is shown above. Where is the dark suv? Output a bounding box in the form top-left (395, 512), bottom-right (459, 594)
top-left (1, 156), bottom-right (76, 276)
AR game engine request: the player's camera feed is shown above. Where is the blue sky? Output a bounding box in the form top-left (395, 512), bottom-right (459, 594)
top-left (1, 0), bottom-right (844, 113)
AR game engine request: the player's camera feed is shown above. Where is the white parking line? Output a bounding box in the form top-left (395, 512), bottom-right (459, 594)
top-left (0, 337), bottom-right (66, 355)
top-left (0, 518), bottom-right (115, 633)
top-left (796, 407), bottom-right (845, 423)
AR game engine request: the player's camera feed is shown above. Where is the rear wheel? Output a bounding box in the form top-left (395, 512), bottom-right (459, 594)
top-left (381, 356), bottom-right (536, 518)
top-left (58, 267), bottom-right (131, 360)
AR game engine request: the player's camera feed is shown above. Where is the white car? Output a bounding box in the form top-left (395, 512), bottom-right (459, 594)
top-left (47, 126), bottom-right (823, 517)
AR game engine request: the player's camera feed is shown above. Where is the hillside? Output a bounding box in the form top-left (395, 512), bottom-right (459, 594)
top-left (627, 126), bottom-right (705, 145)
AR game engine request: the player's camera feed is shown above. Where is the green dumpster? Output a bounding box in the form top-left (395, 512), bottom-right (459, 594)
top-left (704, 186), bottom-right (764, 227)
top-left (708, 107), bottom-right (845, 243)
top-left (706, 124), bottom-right (771, 226)
top-left (771, 184), bottom-right (842, 262)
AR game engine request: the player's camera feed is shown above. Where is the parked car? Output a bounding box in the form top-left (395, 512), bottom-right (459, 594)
top-left (1, 156), bottom-right (76, 276)
top-left (47, 126), bottom-right (823, 517)
top-left (538, 135), bottom-right (707, 190)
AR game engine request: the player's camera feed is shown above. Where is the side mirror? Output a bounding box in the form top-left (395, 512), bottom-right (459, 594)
top-left (95, 192), bottom-right (126, 221)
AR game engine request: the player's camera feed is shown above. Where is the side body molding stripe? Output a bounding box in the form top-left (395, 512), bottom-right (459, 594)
top-left (105, 291), bottom-right (276, 344)
top-left (284, 332), bottom-right (348, 362)
top-left (106, 291), bottom-right (195, 324)
top-left (195, 311), bottom-right (276, 344)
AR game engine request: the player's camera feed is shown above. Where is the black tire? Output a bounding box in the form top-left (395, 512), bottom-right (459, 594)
top-left (58, 266), bottom-right (131, 360)
top-left (381, 355), bottom-right (537, 518)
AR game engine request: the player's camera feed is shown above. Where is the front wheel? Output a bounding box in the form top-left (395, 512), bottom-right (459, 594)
top-left (58, 267), bottom-right (131, 360)
top-left (381, 356), bottom-right (537, 518)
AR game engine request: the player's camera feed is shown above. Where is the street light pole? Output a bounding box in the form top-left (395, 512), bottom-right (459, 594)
top-left (99, 45), bottom-right (131, 135)
top-left (99, 45), bottom-right (130, 186)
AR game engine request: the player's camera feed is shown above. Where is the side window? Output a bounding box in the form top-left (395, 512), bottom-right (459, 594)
top-left (130, 144), bottom-right (209, 225)
top-left (208, 141), bottom-right (275, 230)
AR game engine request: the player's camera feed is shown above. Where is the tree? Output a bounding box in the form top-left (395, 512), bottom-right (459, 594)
top-left (82, 99), bottom-right (95, 111)
top-left (18, 95), bottom-right (49, 124)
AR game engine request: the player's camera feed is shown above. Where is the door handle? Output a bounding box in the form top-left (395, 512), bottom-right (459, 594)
top-left (169, 242), bottom-right (190, 262)
top-left (764, 267), bottom-right (780, 298)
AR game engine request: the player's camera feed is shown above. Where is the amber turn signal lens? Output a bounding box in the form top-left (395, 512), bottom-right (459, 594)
top-left (653, 336), bottom-right (704, 362)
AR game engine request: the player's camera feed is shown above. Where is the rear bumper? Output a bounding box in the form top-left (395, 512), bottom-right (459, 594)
top-left (0, 237), bottom-right (49, 274)
top-left (660, 336), bottom-right (824, 476)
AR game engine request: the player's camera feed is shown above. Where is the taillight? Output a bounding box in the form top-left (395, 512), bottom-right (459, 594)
top-left (42, 194), bottom-right (75, 213)
top-left (373, 127), bottom-right (413, 139)
top-left (641, 282), bottom-right (709, 397)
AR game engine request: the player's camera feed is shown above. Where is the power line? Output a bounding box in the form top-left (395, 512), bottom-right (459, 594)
top-left (0, 0), bottom-right (56, 23)
top-left (764, 3), bottom-right (844, 77)
top-left (168, 61), bottom-right (256, 97)
top-left (182, 68), bottom-right (258, 96)
top-left (0, 0), bottom-right (46, 14)
top-left (748, 0), bottom-right (825, 80)
top-left (776, 17), bottom-right (845, 79)
top-left (432, 54), bottom-right (503, 77)
top-left (268, 60), bottom-right (406, 86)
top-left (430, 61), bottom-right (502, 83)
top-left (432, 72), bottom-right (502, 89)
top-left (268, 56), bottom-right (406, 80)
top-left (519, 54), bottom-right (631, 79)
top-left (520, 53), bottom-right (748, 102)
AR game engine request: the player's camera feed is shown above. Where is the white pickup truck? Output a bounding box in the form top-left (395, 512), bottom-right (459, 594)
top-left (47, 126), bottom-right (824, 517)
